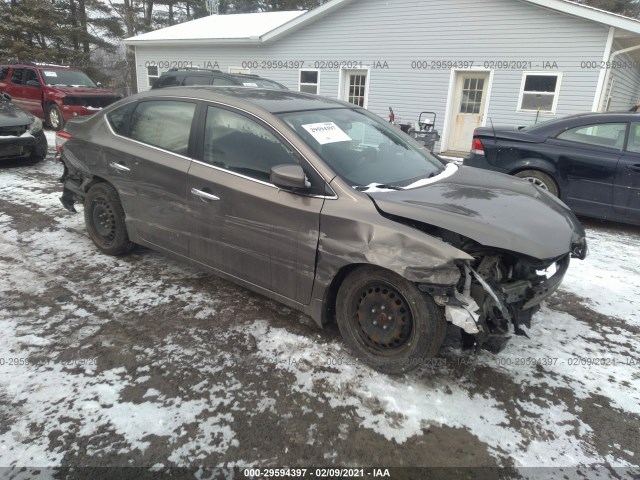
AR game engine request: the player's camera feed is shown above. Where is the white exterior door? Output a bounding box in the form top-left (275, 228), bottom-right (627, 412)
top-left (448, 72), bottom-right (490, 152)
top-left (341, 69), bottom-right (368, 108)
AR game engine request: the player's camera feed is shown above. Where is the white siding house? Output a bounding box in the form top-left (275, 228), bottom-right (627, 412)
top-left (125, 0), bottom-right (640, 154)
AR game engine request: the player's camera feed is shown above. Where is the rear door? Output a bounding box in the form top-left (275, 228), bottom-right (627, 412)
top-left (545, 122), bottom-right (625, 218)
top-left (6, 68), bottom-right (27, 110)
top-left (21, 68), bottom-right (43, 116)
top-left (187, 104), bottom-right (324, 303)
top-left (103, 99), bottom-right (199, 257)
top-left (614, 121), bottom-right (640, 221)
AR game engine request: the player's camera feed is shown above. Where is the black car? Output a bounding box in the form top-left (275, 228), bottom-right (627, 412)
top-left (464, 113), bottom-right (640, 226)
top-left (0, 92), bottom-right (47, 163)
top-left (151, 68), bottom-right (288, 90)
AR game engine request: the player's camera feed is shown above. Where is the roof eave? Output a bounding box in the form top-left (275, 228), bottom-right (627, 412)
top-left (261, 0), bottom-right (357, 43)
top-left (124, 37), bottom-right (262, 47)
top-left (522, 0), bottom-right (640, 35)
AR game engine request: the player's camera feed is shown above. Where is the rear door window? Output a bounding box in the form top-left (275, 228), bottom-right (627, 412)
top-left (10, 68), bottom-right (24, 85)
top-left (128, 100), bottom-right (197, 156)
top-left (556, 123), bottom-right (627, 150)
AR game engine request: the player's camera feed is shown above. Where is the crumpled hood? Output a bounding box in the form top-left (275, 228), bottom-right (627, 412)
top-left (0, 100), bottom-right (31, 128)
top-left (368, 166), bottom-right (585, 260)
top-left (45, 86), bottom-right (117, 96)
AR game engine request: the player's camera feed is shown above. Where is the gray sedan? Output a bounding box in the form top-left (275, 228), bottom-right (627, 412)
top-left (57, 87), bottom-right (587, 374)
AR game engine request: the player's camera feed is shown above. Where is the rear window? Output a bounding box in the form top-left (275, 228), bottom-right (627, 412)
top-left (0, 66), bottom-right (9, 80)
top-left (183, 75), bottom-right (213, 86)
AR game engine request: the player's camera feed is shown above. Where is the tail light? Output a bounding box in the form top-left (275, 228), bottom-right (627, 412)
top-left (471, 131), bottom-right (485, 156)
top-left (55, 131), bottom-right (72, 154)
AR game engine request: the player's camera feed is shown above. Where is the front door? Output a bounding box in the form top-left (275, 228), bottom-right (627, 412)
top-left (341, 69), bottom-right (368, 108)
top-left (448, 72), bottom-right (490, 153)
top-left (187, 104), bottom-right (324, 304)
top-left (614, 121), bottom-right (640, 221)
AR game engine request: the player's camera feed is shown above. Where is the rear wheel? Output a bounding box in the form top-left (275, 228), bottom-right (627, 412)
top-left (514, 169), bottom-right (559, 197)
top-left (47, 104), bottom-right (64, 131)
top-left (84, 183), bottom-right (134, 256)
top-left (336, 266), bottom-right (446, 374)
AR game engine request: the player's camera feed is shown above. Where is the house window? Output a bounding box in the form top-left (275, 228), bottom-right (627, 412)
top-left (348, 74), bottom-right (367, 107)
top-left (299, 69), bottom-right (319, 94)
top-left (518, 72), bottom-right (562, 113)
top-left (460, 77), bottom-right (485, 114)
top-left (147, 65), bottom-right (159, 87)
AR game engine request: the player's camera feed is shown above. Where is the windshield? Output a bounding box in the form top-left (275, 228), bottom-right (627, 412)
top-left (41, 69), bottom-right (96, 88)
top-left (278, 108), bottom-right (445, 188)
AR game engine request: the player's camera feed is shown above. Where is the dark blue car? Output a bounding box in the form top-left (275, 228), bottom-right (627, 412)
top-left (464, 113), bottom-right (640, 226)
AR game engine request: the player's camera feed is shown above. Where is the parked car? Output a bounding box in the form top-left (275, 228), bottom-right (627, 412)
top-left (57, 87), bottom-right (587, 374)
top-left (151, 68), bottom-right (289, 90)
top-left (0, 92), bottom-right (47, 163)
top-left (0, 62), bottom-right (120, 130)
top-left (464, 113), bottom-right (640, 226)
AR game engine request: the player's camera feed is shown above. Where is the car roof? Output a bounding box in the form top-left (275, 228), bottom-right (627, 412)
top-left (3, 63), bottom-right (75, 70)
top-left (524, 112), bottom-right (640, 134)
top-left (134, 86), bottom-right (353, 113)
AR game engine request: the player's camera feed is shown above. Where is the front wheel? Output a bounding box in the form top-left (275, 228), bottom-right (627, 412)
top-left (336, 266), bottom-right (446, 374)
top-left (514, 169), bottom-right (559, 197)
top-left (84, 183), bottom-right (134, 256)
top-left (47, 104), bottom-right (64, 130)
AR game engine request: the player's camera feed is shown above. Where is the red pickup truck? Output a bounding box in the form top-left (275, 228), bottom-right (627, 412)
top-left (0, 62), bottom-right (120, 130)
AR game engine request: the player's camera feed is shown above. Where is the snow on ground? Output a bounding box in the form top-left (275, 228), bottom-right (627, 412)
top-left (0, 143), bottom-right (639, 476)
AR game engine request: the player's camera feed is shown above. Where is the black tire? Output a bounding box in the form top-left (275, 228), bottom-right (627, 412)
top-left (336, 266), bottom-right (446, 374)
top-left (84, 183), bottom-right (134, 256)
top-left (514, 169), bottom-right (559, 197)
top-left (26, 130), bottom-right (47, 164)
top-left (47, 104), bottom-right (64, 131)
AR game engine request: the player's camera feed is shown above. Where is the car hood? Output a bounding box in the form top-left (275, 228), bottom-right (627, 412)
top-left (368, 166), bottom-right (584, 260)
top-left (45, 86), bottom-right (117, 96)
top-left (0, 100), bottom-right (31, 128)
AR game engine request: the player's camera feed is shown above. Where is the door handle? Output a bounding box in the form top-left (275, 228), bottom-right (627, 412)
top-left (626, 164), bottom-right (640, 173)
top-left (191, 188), bottom-right (220, 201)
top-left (109, 162), bottom-right (130, 172)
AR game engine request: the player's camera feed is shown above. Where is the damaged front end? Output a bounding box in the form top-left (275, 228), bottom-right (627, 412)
top-left (421, 249), bottom-right (572, 353)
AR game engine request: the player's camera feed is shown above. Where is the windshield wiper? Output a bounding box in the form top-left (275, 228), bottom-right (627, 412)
top-left (354, 183), bottom-right (404, 191)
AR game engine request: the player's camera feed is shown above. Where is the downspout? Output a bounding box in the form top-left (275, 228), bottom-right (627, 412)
top-left (596, 30), bottom-right (640, 111)
top-left (593, 27), bottom-right (615, 112)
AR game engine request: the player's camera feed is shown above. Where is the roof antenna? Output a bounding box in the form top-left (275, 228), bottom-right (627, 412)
top-left (490, 117), bottom-right (496, 142)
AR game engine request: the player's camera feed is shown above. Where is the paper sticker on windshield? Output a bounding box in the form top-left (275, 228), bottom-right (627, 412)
top-left (43, 71), bottom-right (58, 77)
top-left (242, 82), bottom-right (258, 87)
top-left (302, 122), bottom-right (352, 144)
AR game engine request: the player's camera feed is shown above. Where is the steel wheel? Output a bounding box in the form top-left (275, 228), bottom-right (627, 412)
top-left (91, 198), bottom-right (117, 243)
top-left (352, 283), bottom-right (414, 353)
top-left (84, 183), bottom-right (134, 256)
top-left (336, 266), bottom-right (446, 374)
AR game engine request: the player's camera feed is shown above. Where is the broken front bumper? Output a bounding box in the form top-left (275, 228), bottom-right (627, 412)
top-left (429, 251), bottom-right (575, 352)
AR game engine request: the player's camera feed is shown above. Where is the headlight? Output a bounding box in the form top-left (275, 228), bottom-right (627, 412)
top-left (28, 115), bottom-right (43, 134)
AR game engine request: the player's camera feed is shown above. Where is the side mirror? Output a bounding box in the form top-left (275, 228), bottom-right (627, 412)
top-left (25, 80), bottom-right (40, 88)
top-left (96, 82), bottom-right (102, 88)
top-left (1, 91), bottom-right (12, 102)
top-left (271, 164), bottom-right (309, 191)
